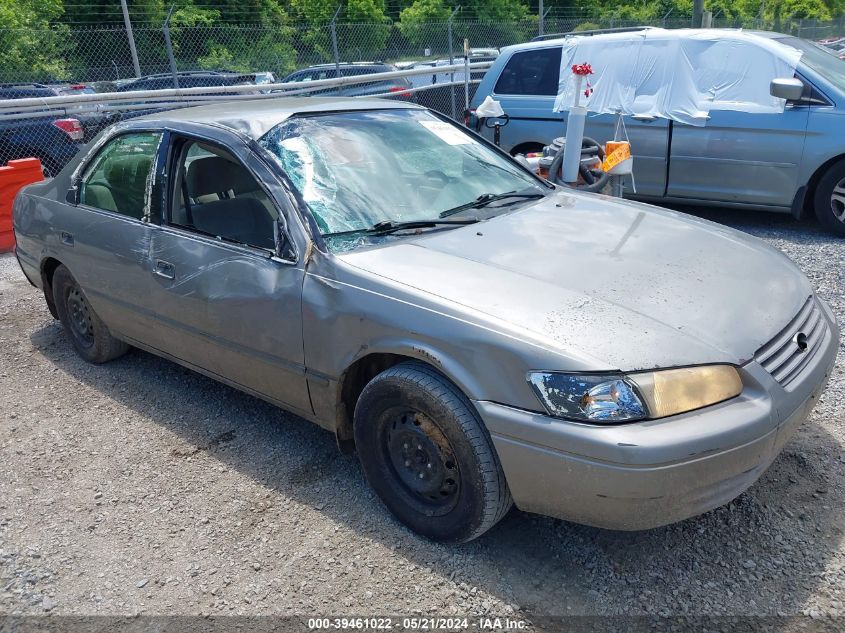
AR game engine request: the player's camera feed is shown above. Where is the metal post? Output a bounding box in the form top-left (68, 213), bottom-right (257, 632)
top-left (330, 5), bottom-right (342, 76)
top-left (692, 0), bottom-right (704, 27)
top-left (538, 0), bottom-right (544, 37)
top-left (120, 0), bottom-right (141, 78)
top-left (447, 6), bottom-right (460, 121)
top-left (463, 38), bottom-right (470, 117)
top-left (163, 6), bottom-right (179, 89)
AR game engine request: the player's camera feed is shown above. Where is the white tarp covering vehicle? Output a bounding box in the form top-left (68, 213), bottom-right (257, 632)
top-left (553, 28), bottom-right (803, 125)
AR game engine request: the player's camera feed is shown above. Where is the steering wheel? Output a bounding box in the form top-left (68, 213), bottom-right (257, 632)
top-left (424, 169), bottom-right (459, 185)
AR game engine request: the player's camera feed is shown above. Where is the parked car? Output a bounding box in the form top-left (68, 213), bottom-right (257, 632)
top-left (47, 82), bottom-right (122, 141)
top-left (12, 98), bottom-right (837, 542)
top-left (116, 70), bottom-right (259, 92)
top-left (408, 49), bottom-right (500, 88)
top-left (0, 83), bottom-right (85, 176)
top-left (280, 63), bottom-right (412, 99)
top-left (408, 51), bottom-right (499, 116)
top-left (252, 71), bottom-right (277, 86)
top-left (819, 36), bottom-right (845, 59)
top-left (471, 28), bottom-right (845, 235)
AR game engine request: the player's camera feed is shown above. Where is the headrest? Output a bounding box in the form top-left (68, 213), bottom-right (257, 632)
top-left (186, 156), bottom-right (258, 197)
top-left (105, 155), bottom-right (153, 188)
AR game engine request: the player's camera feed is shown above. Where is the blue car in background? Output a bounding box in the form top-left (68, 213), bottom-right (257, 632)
top-left (471, 28), bottom-right (845, 235)
top-left (0, 84), bottom-right (87, 176)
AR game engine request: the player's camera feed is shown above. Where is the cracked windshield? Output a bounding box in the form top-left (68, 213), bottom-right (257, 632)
top-left (259, 109), bottom-right (547, 251)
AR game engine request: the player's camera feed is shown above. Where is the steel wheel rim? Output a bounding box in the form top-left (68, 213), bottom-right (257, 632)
top-left (830, 178), bottom-right (845, 222)
top-left (383, 409), bottom-right (460, 515)
top-left (66, 287), bottom-right (94, 348)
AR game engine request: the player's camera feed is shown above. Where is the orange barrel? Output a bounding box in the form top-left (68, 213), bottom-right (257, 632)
top-left (0, 158), bottom-right (44, 252)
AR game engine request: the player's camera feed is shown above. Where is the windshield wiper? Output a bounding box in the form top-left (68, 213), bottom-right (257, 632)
top-left (324, 218), bottom-right (479, 238)
top-left (439, 191), bottom-right (546, 218)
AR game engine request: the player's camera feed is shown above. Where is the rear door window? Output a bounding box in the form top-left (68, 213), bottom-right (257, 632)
top-left (494, 47), bottom-right (562, 96)
top-left (79, 132), bottom-right (162, 220)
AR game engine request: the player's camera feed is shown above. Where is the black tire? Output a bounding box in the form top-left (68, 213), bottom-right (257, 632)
top-left (813, 160), bottom-right (845, 236)
top-left (510, 143), bottom-right (544, 157)
top-left (52, 265), bottom-right (129, 363)
top-left (353, 361), bottom-right (512, 543)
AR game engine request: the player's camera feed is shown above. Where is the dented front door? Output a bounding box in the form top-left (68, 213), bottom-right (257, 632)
top-left (145, 228), bottom-right (311, 414)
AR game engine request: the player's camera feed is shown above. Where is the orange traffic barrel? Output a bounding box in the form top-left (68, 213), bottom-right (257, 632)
top-left (0, 158), bottom-right (44, 253)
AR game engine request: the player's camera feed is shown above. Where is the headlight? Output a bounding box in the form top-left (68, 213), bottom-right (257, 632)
top-left (527, 365), bottom-right (742, 423)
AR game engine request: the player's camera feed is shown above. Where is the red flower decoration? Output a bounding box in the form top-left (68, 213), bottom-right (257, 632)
top-left (571, 62), bottom-right (594, 76)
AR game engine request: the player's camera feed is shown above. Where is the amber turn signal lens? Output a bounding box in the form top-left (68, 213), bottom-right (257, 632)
top-left (629, 365), bottom-right (743, 419)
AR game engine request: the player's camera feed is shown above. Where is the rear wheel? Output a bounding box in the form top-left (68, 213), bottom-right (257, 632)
top-left (52, 265), bottom-right (129, 363)
top-left (510, 142), bottom-right (544, 157)
top-left (353, 361), bottom-right (512, 543)
top-left (813, 160), bottom-right (845, 236)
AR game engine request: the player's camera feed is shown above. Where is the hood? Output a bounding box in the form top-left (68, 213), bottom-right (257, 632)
top-left (337, 192), bottom-right (812, 371)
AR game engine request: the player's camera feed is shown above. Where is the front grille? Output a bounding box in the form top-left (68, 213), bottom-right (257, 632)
top-left (755, 296), bottom-right (827, 387)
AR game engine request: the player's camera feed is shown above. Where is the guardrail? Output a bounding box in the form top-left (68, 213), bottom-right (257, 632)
top-left (0, 61), bottom-right (493, 175)
top-left (0, 62), bottom-right (493, 121)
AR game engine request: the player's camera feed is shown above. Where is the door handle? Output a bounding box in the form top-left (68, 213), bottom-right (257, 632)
top-left (60, 231), bottom-right (74, 246)
top-left (153, 260), bottom-right (175, 280)
top-left (631, 114), bottom-right (657, 122)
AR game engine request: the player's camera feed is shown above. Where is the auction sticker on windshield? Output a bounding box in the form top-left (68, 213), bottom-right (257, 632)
top-left (419, 120), bottom-right (476, 145)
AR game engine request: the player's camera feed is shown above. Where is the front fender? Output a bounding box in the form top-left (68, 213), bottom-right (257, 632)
top-left (300, 253), bottom-right (575, 429)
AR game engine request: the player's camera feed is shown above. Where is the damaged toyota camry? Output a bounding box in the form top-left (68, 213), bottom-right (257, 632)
top-left (12, 98), bottom-right (838, 543)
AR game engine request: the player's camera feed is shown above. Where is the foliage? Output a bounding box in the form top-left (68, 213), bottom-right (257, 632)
top-left (3, 0), bottom-right (845, 85)
top-left (397, 0), bottom-right (451, 45)
top-left (0, 0), bottom-right (71, 80)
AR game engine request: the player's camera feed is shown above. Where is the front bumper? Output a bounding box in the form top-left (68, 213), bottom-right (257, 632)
top-left (477, 303), bottom-right (839, 531)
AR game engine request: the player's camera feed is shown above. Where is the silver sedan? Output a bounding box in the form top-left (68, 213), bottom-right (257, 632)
top-left (12, 98), bottom-right (838, 542)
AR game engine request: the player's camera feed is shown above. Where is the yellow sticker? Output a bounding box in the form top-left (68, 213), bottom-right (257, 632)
top-left (602, 143), bottom-right (632, 173)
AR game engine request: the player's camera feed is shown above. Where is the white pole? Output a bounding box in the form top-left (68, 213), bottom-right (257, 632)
top-left (561, 74), bottom-right (585, 184)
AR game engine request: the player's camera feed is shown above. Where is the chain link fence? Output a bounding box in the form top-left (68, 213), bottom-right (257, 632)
top-left (2, 13), bottom-right (845, 175)
top-left (0, 63), bottom-right (487, 176)
top-left (4, 15), bottom-right (845, 87)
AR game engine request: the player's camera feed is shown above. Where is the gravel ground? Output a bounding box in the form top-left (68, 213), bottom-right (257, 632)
top-left (1, 207), bottom-right (844, 621)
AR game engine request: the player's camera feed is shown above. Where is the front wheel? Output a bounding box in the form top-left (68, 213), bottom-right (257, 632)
top-left (52, 265), bottom-right (129, 363)
top-left (353, 362), bottom-right (512, 543)
top-left (813, 160), bottom-right (845, 236)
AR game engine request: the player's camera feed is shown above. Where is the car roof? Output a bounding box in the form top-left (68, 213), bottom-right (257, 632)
top-left (297, 62), bottom-right (392, 70)
top-left (0, 84), bottom-right (58, 98)
top-left (133, 96), bottom-right (422, 139)
top-left (502, 27), bottom-right (802, 58)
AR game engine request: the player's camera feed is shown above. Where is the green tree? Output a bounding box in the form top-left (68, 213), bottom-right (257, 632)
top-left (344, 0), bottom-right (389, 55)
top-left (0, 0), bottom-right (70, 81)
top-left (398, 0), bottom-right (451, 46)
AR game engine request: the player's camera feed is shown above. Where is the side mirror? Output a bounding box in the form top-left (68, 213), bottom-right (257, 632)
top-left (273, 217), bottom-right (295, 261)
top-left (770, 77), bottom-right (805, 102)
top-left (65, 185), bottom-right (79, 204)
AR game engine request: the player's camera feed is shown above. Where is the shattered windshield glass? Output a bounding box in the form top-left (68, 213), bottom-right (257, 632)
top-left (258, 109), bottom-right (545, 250)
